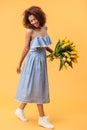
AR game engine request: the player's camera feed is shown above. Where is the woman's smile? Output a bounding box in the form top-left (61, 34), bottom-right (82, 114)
top-left (28, 15), bottom-right (40, 28)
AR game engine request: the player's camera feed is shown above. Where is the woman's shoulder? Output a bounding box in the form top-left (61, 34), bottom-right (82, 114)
top-left (26, 29), bottom-right (33, 38)
top-left (26, 28), bottom-right (33, 35)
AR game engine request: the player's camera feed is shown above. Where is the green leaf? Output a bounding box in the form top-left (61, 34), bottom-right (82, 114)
top-left (59, 59), bottom-right (65, 70)
top-left (66, 61), bottom-right (73, 68)
top-left (54, 41), bottom-right (61, 52)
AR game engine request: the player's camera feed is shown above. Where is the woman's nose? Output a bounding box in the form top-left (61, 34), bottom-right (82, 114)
top-left (33, 20), bottom-right (36, 24)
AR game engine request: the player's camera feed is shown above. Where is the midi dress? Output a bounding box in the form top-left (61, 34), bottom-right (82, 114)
top-left (15, 27), bottom-right (52, 104)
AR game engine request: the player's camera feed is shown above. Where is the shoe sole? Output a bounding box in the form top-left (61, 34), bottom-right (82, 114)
top-left (38, 123), bottom-right (54, 129)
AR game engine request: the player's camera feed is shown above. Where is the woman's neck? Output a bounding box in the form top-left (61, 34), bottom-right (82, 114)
top-left (35, 26), bottom-right (41, 30)
top-left (34, 26), bottom-right (42, 32)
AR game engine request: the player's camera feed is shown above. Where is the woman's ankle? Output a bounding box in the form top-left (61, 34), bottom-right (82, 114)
top-left (19, 103), bottom-right (27, 110)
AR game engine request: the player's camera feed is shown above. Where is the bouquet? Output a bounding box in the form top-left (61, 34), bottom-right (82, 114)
top-left (47, 37), bottom-right (79, 70)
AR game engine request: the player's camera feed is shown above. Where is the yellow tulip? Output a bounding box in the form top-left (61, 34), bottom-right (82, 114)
top-left (61, 36), bottom-right (67, 41)
top-left (64, 63), bottom-right (68, 69)
top-left (67, 58), bottom-right (71, 62)
top-left (62, 57), bottom-right (66, 61)
top-left (64, 52), bottom-right (70, 58)
top-left (71, 45), bottom-right (76, 49)
top-left (71, 47), bottom-right (76, 50)
top-left (61, 42), bottom-right (71, 48)
top-left (70, 55), bottom-right (78, 58)
top-left (70, 51), bottom-right (77, 54)
top-left (71, 43), bottom-right (75, 47)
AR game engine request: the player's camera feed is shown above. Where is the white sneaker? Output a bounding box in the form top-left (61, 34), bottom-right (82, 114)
top-left (15, 107), bottom-right (28, 122)
top-left (38, 116), bottom-right (54, 129)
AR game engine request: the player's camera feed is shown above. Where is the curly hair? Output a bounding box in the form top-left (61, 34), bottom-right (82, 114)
top-left (22, 6), bottom-right (46, 29)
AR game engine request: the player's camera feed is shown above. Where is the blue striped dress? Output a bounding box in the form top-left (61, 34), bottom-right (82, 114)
top-left (15, 28), bottom-right (52, 104)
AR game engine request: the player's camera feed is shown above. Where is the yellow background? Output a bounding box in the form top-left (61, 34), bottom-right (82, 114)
top-left (0, 0), bottom-right (87, 130)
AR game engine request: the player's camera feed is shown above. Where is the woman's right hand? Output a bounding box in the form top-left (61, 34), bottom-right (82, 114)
top-left (16, 64), bottom-right (21, 74)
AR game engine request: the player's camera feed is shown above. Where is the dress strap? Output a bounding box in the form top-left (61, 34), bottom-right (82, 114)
top-left (43, 25), bottom-right (47, 30)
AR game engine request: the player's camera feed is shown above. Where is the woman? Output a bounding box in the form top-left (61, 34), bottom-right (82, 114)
top-left (15, 6), bottom-right (54, 129)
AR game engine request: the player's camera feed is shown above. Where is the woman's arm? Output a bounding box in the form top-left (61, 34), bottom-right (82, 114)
top-left (17, 29), bottom-right (32, 73)
top-left (46, 47), bottom-right (53, 53)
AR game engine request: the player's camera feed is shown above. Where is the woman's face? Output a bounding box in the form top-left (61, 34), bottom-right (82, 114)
top-left (28, 15), bottom-right (40, 28)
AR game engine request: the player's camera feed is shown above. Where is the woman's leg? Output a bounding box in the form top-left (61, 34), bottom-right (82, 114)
top-left (19, 103), bottom-right (27, 110)
top-left (37, 104), bottom-right (54, 129)
top-left (37, 104), bottom-right (45, 117)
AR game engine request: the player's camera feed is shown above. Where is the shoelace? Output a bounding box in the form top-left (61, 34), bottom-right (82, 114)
top-left (42, 116), bottom-right (51, 124)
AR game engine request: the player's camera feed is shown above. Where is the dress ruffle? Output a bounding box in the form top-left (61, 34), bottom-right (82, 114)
top-left (30, 35), bottom-right (52, 49)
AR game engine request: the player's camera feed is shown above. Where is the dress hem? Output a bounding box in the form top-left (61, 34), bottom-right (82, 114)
top-left (15, 98), bottom-right (50, 104)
